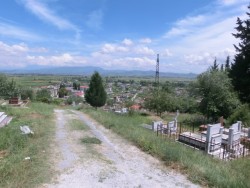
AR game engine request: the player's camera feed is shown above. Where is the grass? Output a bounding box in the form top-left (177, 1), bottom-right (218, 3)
top-left (81, 107), bottom-right (250, 188)
top-left (81, 137), bottom-right (102, 144)
top-left (0, 102), bottom-right (55, 188)
top-left (69, 118), bottom-right (89, 131)
top-left (10, 75), bottom-right (62, 88)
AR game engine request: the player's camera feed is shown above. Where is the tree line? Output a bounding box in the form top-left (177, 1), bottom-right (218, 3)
top-left (145, 5), bottom-right (250, 125)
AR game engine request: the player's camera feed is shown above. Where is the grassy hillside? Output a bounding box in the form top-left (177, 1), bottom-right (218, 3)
top-left (80, 107), bottom-right (250, 188)
top-left (0, 103), bottom-right (55, 188)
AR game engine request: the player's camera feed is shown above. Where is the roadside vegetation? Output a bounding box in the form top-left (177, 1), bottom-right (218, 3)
top-left (0, 6), bottom-right (249, 187)
top-left (0, 102), bottom-right (55, 188)
top-left (80, 106), bottom-right (250, 188)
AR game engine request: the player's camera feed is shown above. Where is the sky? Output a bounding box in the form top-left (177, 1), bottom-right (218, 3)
top-left (0, 0), bottom-right (249, 73)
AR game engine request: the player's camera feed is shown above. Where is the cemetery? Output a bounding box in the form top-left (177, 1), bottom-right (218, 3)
top-left (153, 117), bottom-right (250, 160)
top-left (0, 111), bottom-right (12, 128)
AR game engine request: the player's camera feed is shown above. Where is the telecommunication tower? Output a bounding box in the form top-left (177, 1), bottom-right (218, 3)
top-left (155, 54), bottom-right (159, 90)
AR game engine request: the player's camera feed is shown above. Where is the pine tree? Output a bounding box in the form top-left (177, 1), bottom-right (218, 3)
top-left (230, 5), bottom-right (250, 103)
top-left (220, 64), bottom-right (224, 72)
top-left (225, 55), bottom-right (230, 71)
top-left (210, 57), bottom-right (219, 71)
top-left (85, 72), bottom-right (107, 109)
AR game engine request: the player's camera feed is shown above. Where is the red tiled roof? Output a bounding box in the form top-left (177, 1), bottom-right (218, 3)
top-left (130, 104), bottom-right (141, 110)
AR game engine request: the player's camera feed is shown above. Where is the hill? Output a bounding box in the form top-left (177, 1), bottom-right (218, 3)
top-left (0, 66), bottom-right (197, 78)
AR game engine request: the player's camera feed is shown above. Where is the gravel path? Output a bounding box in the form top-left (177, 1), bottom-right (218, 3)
top-left (42, 109), bottom-right (199, 188)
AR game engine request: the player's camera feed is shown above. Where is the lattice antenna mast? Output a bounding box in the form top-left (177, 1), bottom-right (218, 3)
top-left (155, 54), bottom-right (160, 90)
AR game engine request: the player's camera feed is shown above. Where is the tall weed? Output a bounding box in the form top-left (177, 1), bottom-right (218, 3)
top-left (83, 108), bottom-right (250, 187)
top-left (0, 102), bottom-right (55, 188)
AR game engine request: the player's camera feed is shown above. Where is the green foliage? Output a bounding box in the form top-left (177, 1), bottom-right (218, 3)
top-left (230, 5), bottom-right (250, 103)
top-left (106, 98), bottom-right (114, 106)
top-left (144, 90), bottom-right (198, 116)
top-left (182, 114), bottom-right (210, 127)
top-left (73, 81), bottom-right (80, 90)
top-left (65, 95), bottom-right (83, 105)
top-left (58, 87), bottom-right (68, 98)
top-left (69, 119), bottom-right (89, 130)
top-left (228, 104), bottom-right (250, 127)
top-left (85, 72), bottom-right (107, 108)
top-left (20, 88), bottom-right (34, 100)
top-left (0, 74), bottom-right (19, 99)
top-left (210, 57), bottom-right (219, 71)
top-left (144, 90), bottom-right (169, 116)
top-left (225, 55), bottom-right (231, 72)
top-left (51, 98), bottom-right (64, 105)
top-left (81, 137), bottom-right (101, 144)
top-left (0, 102), bottom-right (54, 187)
top-left (194, 70), bottom-right (240, 120)
top-left (36, 89), bottom-right (52, 103)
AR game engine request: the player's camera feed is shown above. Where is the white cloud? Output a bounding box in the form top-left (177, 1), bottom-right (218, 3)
top-left (27, 53), bottom-right (87, 66)
top-left (101, 43), bottom-right (116, 53)
top-left (122, 38), bottom-right (133, 46)
top-left (176, 15), bottom-right (205, 27)
top-left (0, 41), bottom-right (30, 68)
top-left (164, 28), bottom-right (189, 38)
top-left (161, 49), bottom-right (173, 57)
top-left (135, 46), bottom-right (155, 55)
top-left (139, 38), bottom-right (152, 44)
top-left (86, 10), bottom-right (103, 30)
top-left (164, 15), bottom-right (206, 38)
top-left (0, 21), bottom-right (41, 41)
top-left (0, 41), bottom-right (29, 55)
top-left (101, 43), bottom-right (128, 53)
top-left (159, 0), bottom-right (250, 73)
top-left (21, 0), bottom-right (79, 32)
top-left (218, 0), bottom-right (249, 6)
top-left (0, 41), bottom-right (66, 68)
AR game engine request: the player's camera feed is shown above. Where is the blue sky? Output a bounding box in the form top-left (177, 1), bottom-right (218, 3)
top-left (0, 0), bottom-right (249, 73)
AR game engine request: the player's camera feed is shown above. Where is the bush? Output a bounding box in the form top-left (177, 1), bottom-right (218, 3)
top-left (181, 114), bottom-right (211, 127)
top-left (228, 104), bottom-right (250, 127)
top-left (51, 98), bottom-right (64, 105)
top-left (36, 89), bottom-right (52, 103)
top-left (20, 88), bottom-right (34, 100)
top-left (65, 95), bottom-right (83, 105)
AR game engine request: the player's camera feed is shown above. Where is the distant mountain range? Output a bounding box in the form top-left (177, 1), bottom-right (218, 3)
top-left (0, 66), bottom-right (197, 78)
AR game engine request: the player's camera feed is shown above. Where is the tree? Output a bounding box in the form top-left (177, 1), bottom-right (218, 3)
top-left (220, 64), bottom-right (224, 72)
top-left (73, 82), bottom-right (80, 90)
top-left (230, 5), bottom-right (250, 103)
top-left (0, 74), bottom-right (19, 99)
top-left (20, 88), bottom-right (34, 100)
top-left (144, 90), bottom-right (175, 116)
top-left (210, 57), bottom-right (219, 71)
top-left (225, 55), bottom-right (231, 72)
top-left (58, 84), bottom-right (68, 98)
top-left (36, 89), bottom-right (52, 103)
top-left (0, 74), bottom-right (9, 98)
top-left (194, 70), bottom-right (240, 121)
top-left (85, 72), bottom-right (107, 109)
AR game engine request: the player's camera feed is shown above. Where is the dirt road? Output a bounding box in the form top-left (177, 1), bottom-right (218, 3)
top-left (43, 109), bottom-right (199, 188)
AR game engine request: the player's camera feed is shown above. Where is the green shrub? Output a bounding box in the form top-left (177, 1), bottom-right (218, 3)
top-left (65, 95), bottom-right (83, 105)
top-left (35, 89), bottom-right (52, 103)
top-left (20, 88), bottom-right (34, 100)
top-left (228, 104), bottom-right (250, 127)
